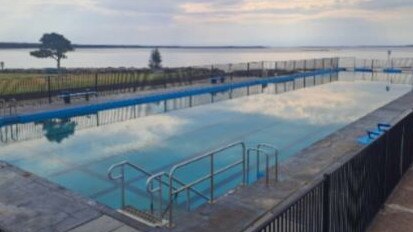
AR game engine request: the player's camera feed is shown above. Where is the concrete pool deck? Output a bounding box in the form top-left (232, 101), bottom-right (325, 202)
top-left (368, 166), bottom-right (413, 232)
top-left (0, 161), bottom-right (148, 232)
top-left (0, 90), bottom-right (412, 231)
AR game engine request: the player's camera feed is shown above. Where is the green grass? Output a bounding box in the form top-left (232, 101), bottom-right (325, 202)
top-left (0, 69), bottom-right (211, 96)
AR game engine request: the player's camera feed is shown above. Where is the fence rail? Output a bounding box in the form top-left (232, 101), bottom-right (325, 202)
top-left (339, 57), bottom-right (413, 71)
top-left (254, 111), bottom-right (413, 232)
top-left (0, 58), bottom-right (338, 103)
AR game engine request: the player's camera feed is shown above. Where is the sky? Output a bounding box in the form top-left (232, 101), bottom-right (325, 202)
top-left (0, 0), bottom-right (412, 46)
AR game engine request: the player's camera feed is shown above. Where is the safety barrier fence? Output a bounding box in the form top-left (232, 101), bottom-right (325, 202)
top-left (253, 111), bottom-right (413, 232)
top-left (0, 58), bottom-right (338, 103)
top-left (340, 57), bottom-right (413, 72)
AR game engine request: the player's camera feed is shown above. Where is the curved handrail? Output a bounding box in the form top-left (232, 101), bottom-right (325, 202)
top-left (167, 141), bottom-right (247, 227)
top-left (108, 160), bottom-right (152, 180)
top-left (257, 143), bottom-right (279, 182)
top-left (146, 172), bottom-right (167, 217)
top-left (107, 160), bottom-right (154, 208)
top-left (246, 148), bottom-right (274, 185)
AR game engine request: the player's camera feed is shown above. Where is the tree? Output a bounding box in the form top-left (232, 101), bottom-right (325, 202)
top-left (149, 48), bottom-right (162, 70)
top-left (0, 61), bottom-right (4, 71)
top-left (30, 33), bottom-right (74, 70)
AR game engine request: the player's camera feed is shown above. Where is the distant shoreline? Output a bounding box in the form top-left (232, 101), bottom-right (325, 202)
top-left (0, 42), bottom-right (412, 50)
top-left (0, 42), bottom-right (267, 49)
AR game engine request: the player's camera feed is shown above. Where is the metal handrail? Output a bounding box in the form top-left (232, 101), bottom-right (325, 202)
top-left (108, 161), bottom-right (154, 208)
top-left (257, 143), bottom-right (279, 182)
top-left (246, 148), bottom-right (277, 186)
top-left (146, 171), bottom-right (209, 221)
top-left (167, 141), bottom-right (247, 227)
top-left (108, 160), bottom-right (207, 221)
top-left (146, 172), bottom-right (166, 217)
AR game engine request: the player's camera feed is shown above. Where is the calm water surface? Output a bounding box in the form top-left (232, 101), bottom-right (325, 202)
top-left (1, 47), bottom-right (413, 69)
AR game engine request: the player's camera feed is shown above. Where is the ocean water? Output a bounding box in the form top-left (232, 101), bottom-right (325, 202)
top-left (1, 47), bottom-right (413, 69)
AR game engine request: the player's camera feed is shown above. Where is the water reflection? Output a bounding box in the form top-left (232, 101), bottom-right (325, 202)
top-left (38, 119), bottom-right (77, 143)
top-left (223, 81), bottom-right (412, 125)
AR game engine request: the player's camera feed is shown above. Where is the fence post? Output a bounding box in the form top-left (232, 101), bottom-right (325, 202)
top-left (261, 61), bottom-right (265, 77)
top-left (47, 76), bottom-right (52, 104)
top-left (95, 73), bottom-right (98, 92)
top-left (247, 63), bottom-right (250, 77)
top-left (323, 174), bottom-right (330, 232)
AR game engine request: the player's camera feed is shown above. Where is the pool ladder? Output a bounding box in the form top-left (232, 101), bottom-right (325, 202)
top-left (108, 161), bottom-right (207, 227)
top-left (108, 142), bottom-right (279, 228)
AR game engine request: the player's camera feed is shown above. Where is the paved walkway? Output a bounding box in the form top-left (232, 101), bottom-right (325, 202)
top-left (368, 167), bottom-right (413, 232)
top-left (0, 161), bottom-right (144, 232)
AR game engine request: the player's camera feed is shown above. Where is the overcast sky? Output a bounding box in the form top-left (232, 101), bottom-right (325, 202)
top-left (0, 0), bottom-right (412, 46)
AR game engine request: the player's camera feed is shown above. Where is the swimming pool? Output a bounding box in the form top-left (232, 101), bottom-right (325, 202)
top-left (0, 71), bottom-right (411, 218)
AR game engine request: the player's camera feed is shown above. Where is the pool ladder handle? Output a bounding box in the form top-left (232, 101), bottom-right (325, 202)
top-left (108, 161), bottom-right (204, 221)
top-left (146, 171), bottom-right (210, 221)
top-left (254, 143), bottom-right (279, 185)
top-left (108, 161), bottom-right (158, 209)
top-left (151, 141), bottom-right (278, 228)
top-left (164, 141), bottom-right (247, 227)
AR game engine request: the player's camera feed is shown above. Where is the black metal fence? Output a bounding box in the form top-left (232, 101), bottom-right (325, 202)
top-left (0, 58), bottom-right (338, 103)
top-left (339, 57), bottom-right (413, 71)
top-left (254, 111), bottom-right (413, 232)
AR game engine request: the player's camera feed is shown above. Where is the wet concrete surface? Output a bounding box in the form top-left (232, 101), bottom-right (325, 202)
top-left (368, 167), bottom-right (413, 232)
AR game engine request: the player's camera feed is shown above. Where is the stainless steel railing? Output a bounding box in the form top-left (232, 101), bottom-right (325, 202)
top-left (108, 161), bottom-right (154, 208)
top-left (145, 171), bottom-right (209, 221)
top-left (246, 144), bottom-right (279, 186)
top-left (257, 143), bottom-right (279, 182)
top-left (167, 141), bottom-right (247, 227)
top-left (110, 141), bottom-right (280, 228)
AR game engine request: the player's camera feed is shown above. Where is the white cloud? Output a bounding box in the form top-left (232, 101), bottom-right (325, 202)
top-left (0, 0), bottom-right (412, 45)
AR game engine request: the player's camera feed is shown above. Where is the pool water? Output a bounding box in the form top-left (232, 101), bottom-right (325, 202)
top-left (0, 72), bottom-right (411, 212)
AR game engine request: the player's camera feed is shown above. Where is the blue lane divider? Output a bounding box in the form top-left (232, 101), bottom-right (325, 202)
top-left (357, 123), bottom-right (391, 145)
top-left (354, 68), bottom-right (374, 72)
top-left (0, 68), bottom-right (339, 126)
top-left (383, 68), bottom-right (402, 74)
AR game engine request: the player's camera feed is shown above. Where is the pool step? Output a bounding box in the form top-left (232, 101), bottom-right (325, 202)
top-left (118, 205), bottom-right (167, 227)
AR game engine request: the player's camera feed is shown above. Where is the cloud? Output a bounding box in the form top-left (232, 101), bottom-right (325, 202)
top-left (0, 0), bottom-right (412, 45)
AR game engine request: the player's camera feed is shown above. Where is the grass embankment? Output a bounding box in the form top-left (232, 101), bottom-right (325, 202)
top-left (0, 69), bottom-right (211, 96)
